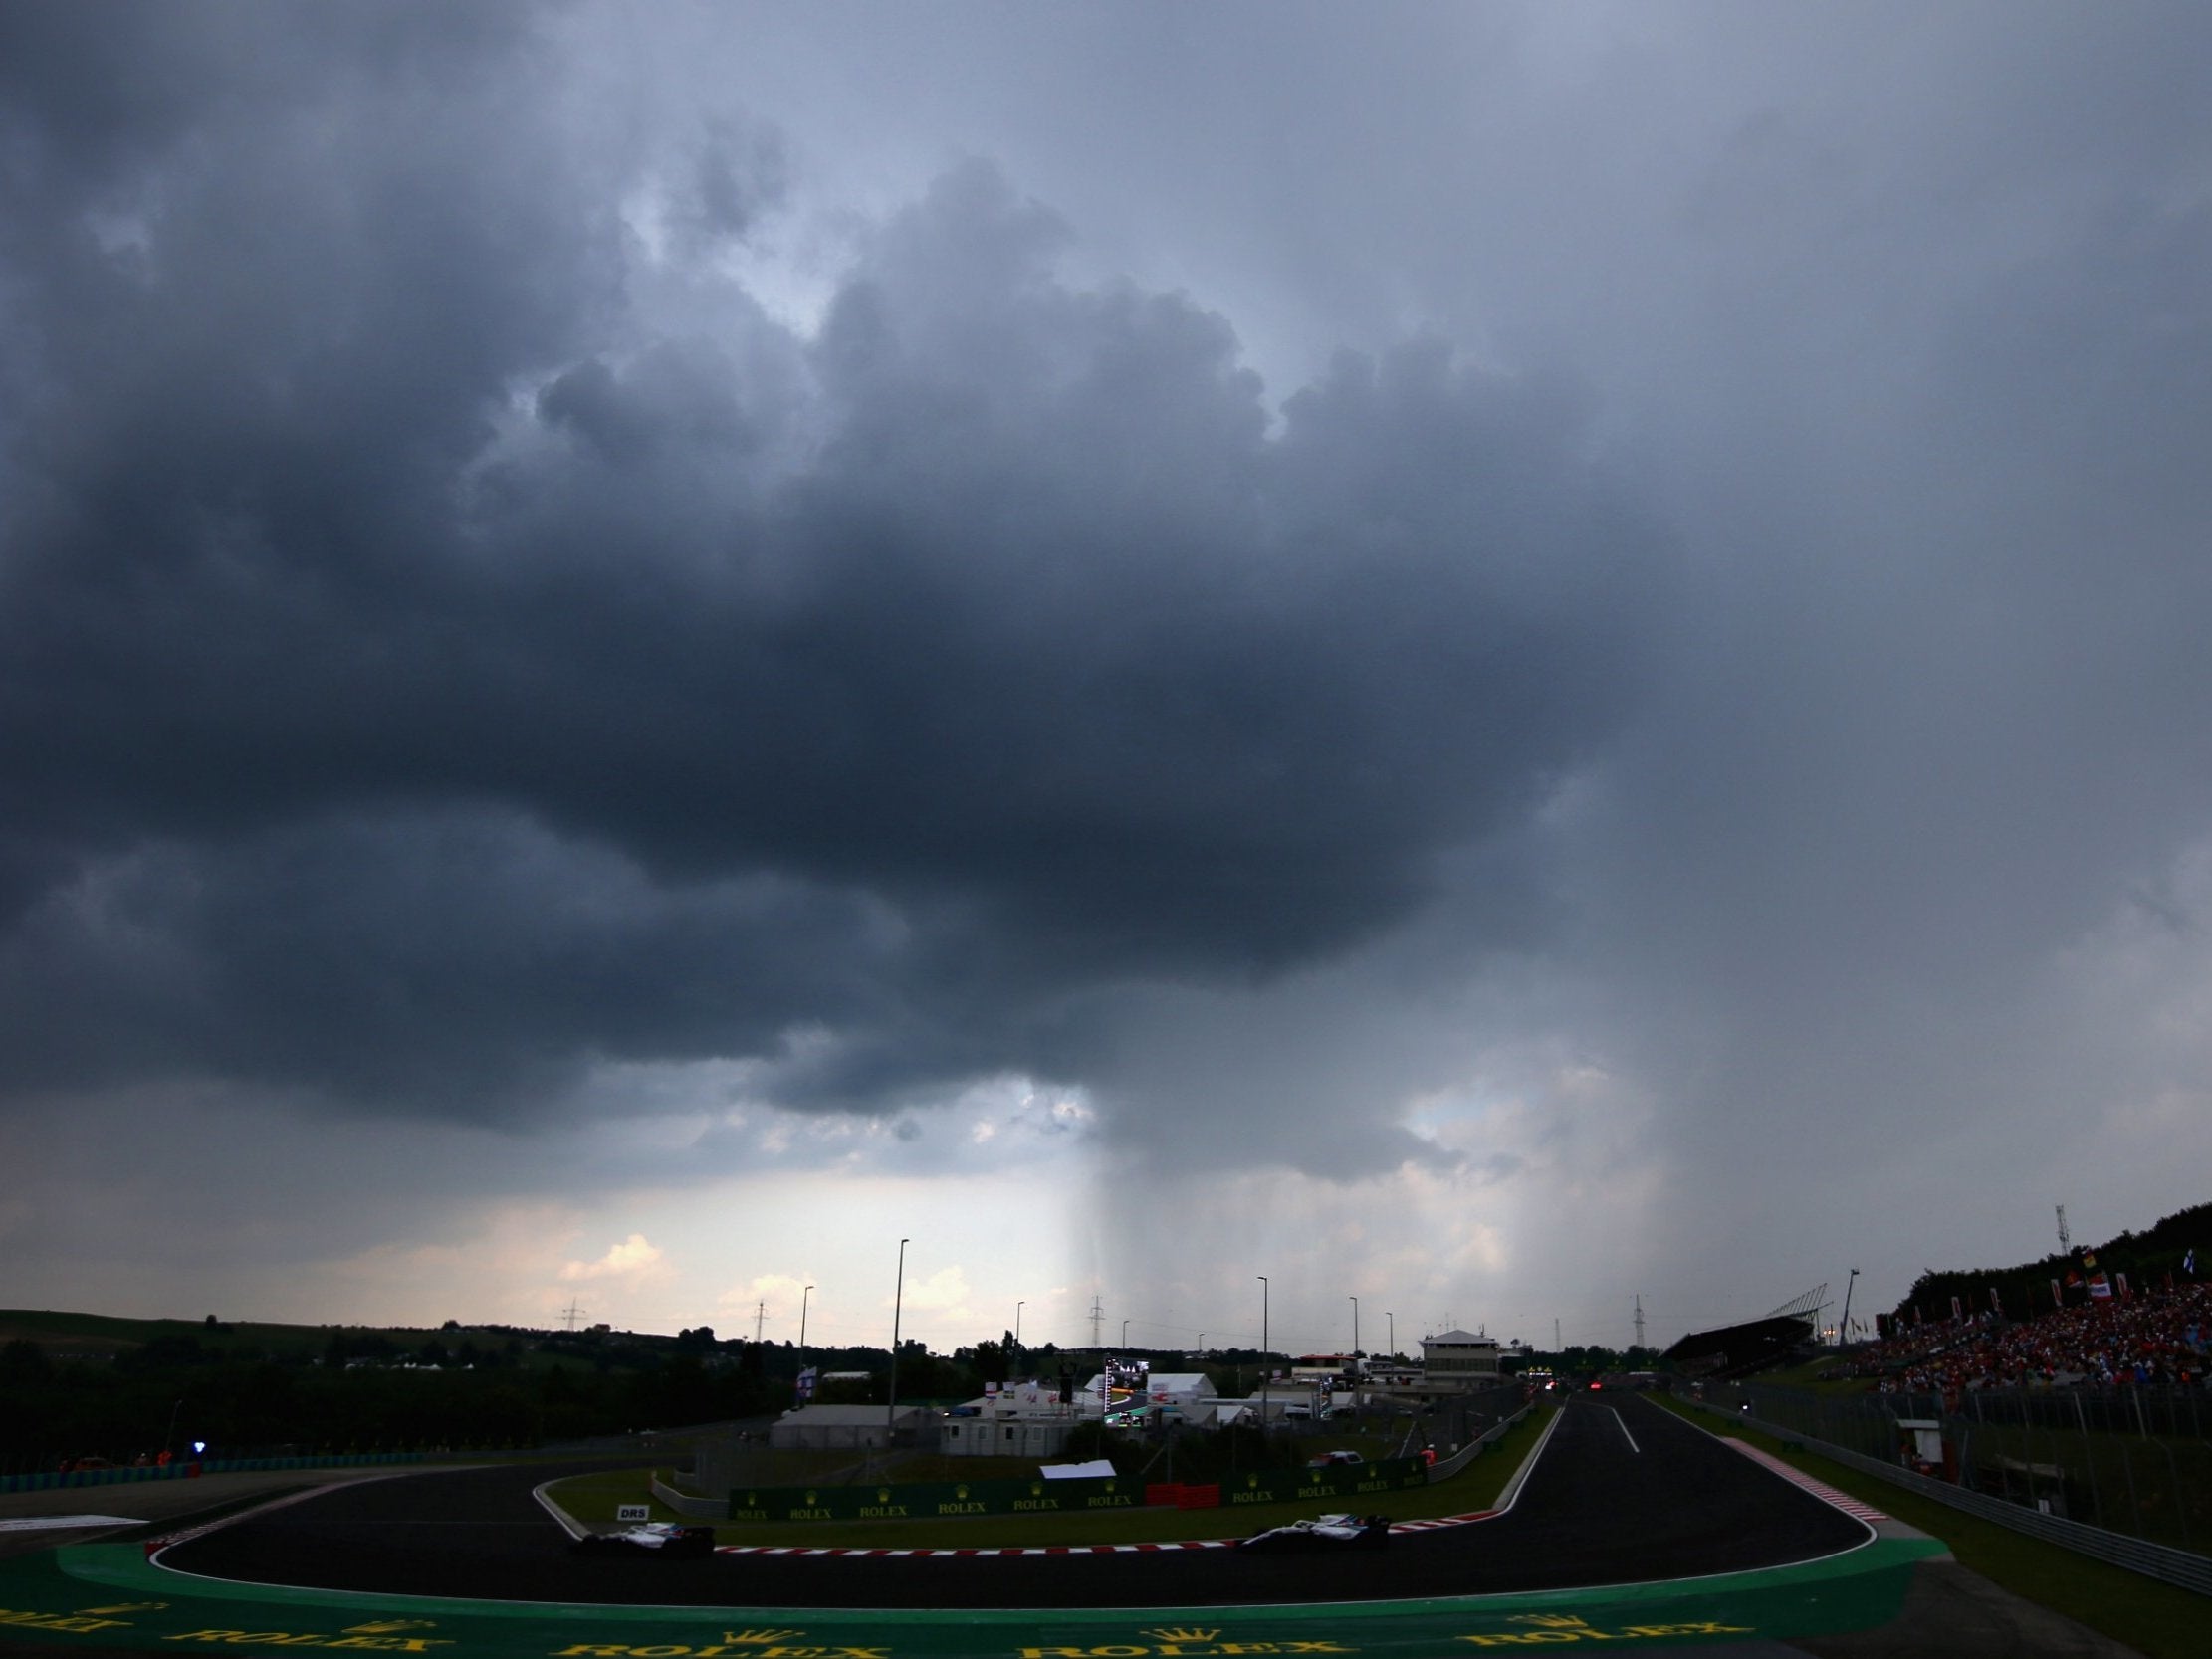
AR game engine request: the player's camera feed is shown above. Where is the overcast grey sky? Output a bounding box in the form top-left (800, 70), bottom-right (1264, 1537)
top-left (4, 1), bottom-right (2209, 1355)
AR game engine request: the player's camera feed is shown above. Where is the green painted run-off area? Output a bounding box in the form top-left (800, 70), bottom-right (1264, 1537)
top-left (0, 1535), bottom-right (1945, 1656)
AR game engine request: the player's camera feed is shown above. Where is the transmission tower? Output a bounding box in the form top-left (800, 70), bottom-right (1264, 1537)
top-left (561, 1296), bottom-right (586, 1332)
top-left (1089, 1294), bottom-right (1105, 1352)
top-left (2056, 1203), bottom-right (2071, 1254)
top-left (1634, 1295), bottom-right (1646, 1350)
top-left (755, 1300), bottom-right (767, 1343)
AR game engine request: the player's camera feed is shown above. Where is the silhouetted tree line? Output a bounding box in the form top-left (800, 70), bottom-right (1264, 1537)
top-left (0, 1338), bottom-right (793, 1472)
top-left (1501, 1345), bottom-right (1660, 1376)
top-left (0, 1319), bottom-right (1220, 1474)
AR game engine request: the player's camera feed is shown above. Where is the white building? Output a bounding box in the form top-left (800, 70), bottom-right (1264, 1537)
top-left (939, 1376), bottom-right (1096, 1459)
top-left (1190, 1387), bottom-right (1338, 1427)
top-left (938, 1370), bottom-right (1219, 1457)
top-left (767, 1403), bottom-right (929, 1450)
top-left (1420, 1329), bottom-right (1502, 1387)
top-left (941, 1411), bottom-right (1087, 1458)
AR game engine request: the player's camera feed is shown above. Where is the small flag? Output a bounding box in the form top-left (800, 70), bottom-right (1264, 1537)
top-left (2051, 1277), bottom-right (2063, 1309)
top-left (2089, 1273), bottom-right (2112, 1301)
top-left (1989, 1286), bottom-right (2004, 1317)
top-left (2186, 1247), bottom-right (2197, 1276)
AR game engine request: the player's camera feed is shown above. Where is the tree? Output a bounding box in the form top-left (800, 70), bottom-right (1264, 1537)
top-left (0, 1340), bottom-right (52, 1386)
top-left (972, 1338), bottom-right (1008, 1385)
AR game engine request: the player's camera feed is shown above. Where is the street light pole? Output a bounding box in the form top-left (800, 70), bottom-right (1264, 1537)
top-left (1839, 1268), bottom-right (1859, 1348)
top-left (1350, 1295), bottom-right (1359, 1362)
top-left (1387, 1311), bottom-right (1395, 1360)
top-left (887, 1239), bottom-right (909, 1450)
top-left (799, 1284), bottom-right (813, 1353)
top-left (1257, 1276), bottom-right (1269, 1427)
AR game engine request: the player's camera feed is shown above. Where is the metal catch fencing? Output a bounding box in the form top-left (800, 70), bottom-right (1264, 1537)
top-left (1715, 1379), bottom-right (2212, 1566)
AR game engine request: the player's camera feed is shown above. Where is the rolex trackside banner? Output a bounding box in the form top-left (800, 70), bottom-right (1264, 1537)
top-left (726, 1458), bottom-right (1428, 1522)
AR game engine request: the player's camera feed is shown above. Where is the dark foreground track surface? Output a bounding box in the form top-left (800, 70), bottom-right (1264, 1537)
top-left (163, 1395), bottom-right (1870, 1609)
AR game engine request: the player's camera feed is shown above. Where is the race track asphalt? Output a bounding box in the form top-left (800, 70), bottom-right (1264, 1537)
top-left (161, 1394), bottom-right (1872, 1609)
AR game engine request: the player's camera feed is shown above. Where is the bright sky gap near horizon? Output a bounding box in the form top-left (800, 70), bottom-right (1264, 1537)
top-left (4, 2), bottom-right (2210, 1359)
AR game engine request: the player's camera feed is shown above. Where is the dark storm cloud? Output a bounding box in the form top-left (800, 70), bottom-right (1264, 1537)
top-left (0, 9), bottom-right (1673, 1130)
top-left (0, 810), bottom-right (911, 1117)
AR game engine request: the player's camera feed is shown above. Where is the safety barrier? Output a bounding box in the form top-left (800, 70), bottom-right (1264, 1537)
top-left (1210, 1458), bottom-right (1429, 1509)
top-left (1427, 1403), bottom-right (1529, 1482)
top-left (1694, 1398), bottom-right (2212, 1597)
top-left (649, 1472), bottom-right (726, 1520)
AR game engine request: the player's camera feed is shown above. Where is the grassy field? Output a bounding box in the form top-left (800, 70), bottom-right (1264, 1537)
top-left (0, 1308), bottom-right (480, 1360)
top-left (1652, 1393), bottom-right (2206, 1659)
top-left (548, 1407), bottom-right (1549, 1549)
top-left (1947, 1416), bottom-right (2212, 1553)
top-left (1739, 1357), bottom-right (1867, 1394)
top-left (684, 1417), bottom-right (1427, 1495)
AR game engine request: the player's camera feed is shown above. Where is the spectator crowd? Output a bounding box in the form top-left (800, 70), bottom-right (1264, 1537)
top-left (1841, 1279), bottom-right (2212, 1399)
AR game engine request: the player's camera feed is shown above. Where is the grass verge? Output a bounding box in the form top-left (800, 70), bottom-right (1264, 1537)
top-left (546, 1407), bottom-right (1550, 1550)
top-left (1653, 1394), bottom-right (2206, 1659)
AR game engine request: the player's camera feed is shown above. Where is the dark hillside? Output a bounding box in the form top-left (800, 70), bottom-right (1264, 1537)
top-left (1888, 1199), bottom-right (2210, 1326)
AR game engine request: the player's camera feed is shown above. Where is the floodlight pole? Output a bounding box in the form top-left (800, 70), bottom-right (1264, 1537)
top-left (799, 1284), bottom-right (813, 1353)
top-left (887, 1239), bottom-right (909, 1450)
top-left (1387, 1310), bottom-right (1395, 1359)
top-left (1839, 1268), bottom-right (1859, 1348)
top-left (1350, 1295), bottom-right (1359, 1360)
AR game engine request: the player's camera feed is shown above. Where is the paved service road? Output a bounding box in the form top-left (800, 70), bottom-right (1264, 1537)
top-left (163, 1395), bottom-right (1871, 1609)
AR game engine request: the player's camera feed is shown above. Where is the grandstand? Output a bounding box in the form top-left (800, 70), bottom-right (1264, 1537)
top-left (1661, 1287), bottom-right (1828, 1380)
top-left (1843, 1278), bottom-right (2211, 1394)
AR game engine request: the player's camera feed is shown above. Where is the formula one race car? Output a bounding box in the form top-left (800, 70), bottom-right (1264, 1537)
top-left (572, 1521), bottom-right (717, 1558)
top-left (1236, 1513), bottom-right (1392, 1552)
